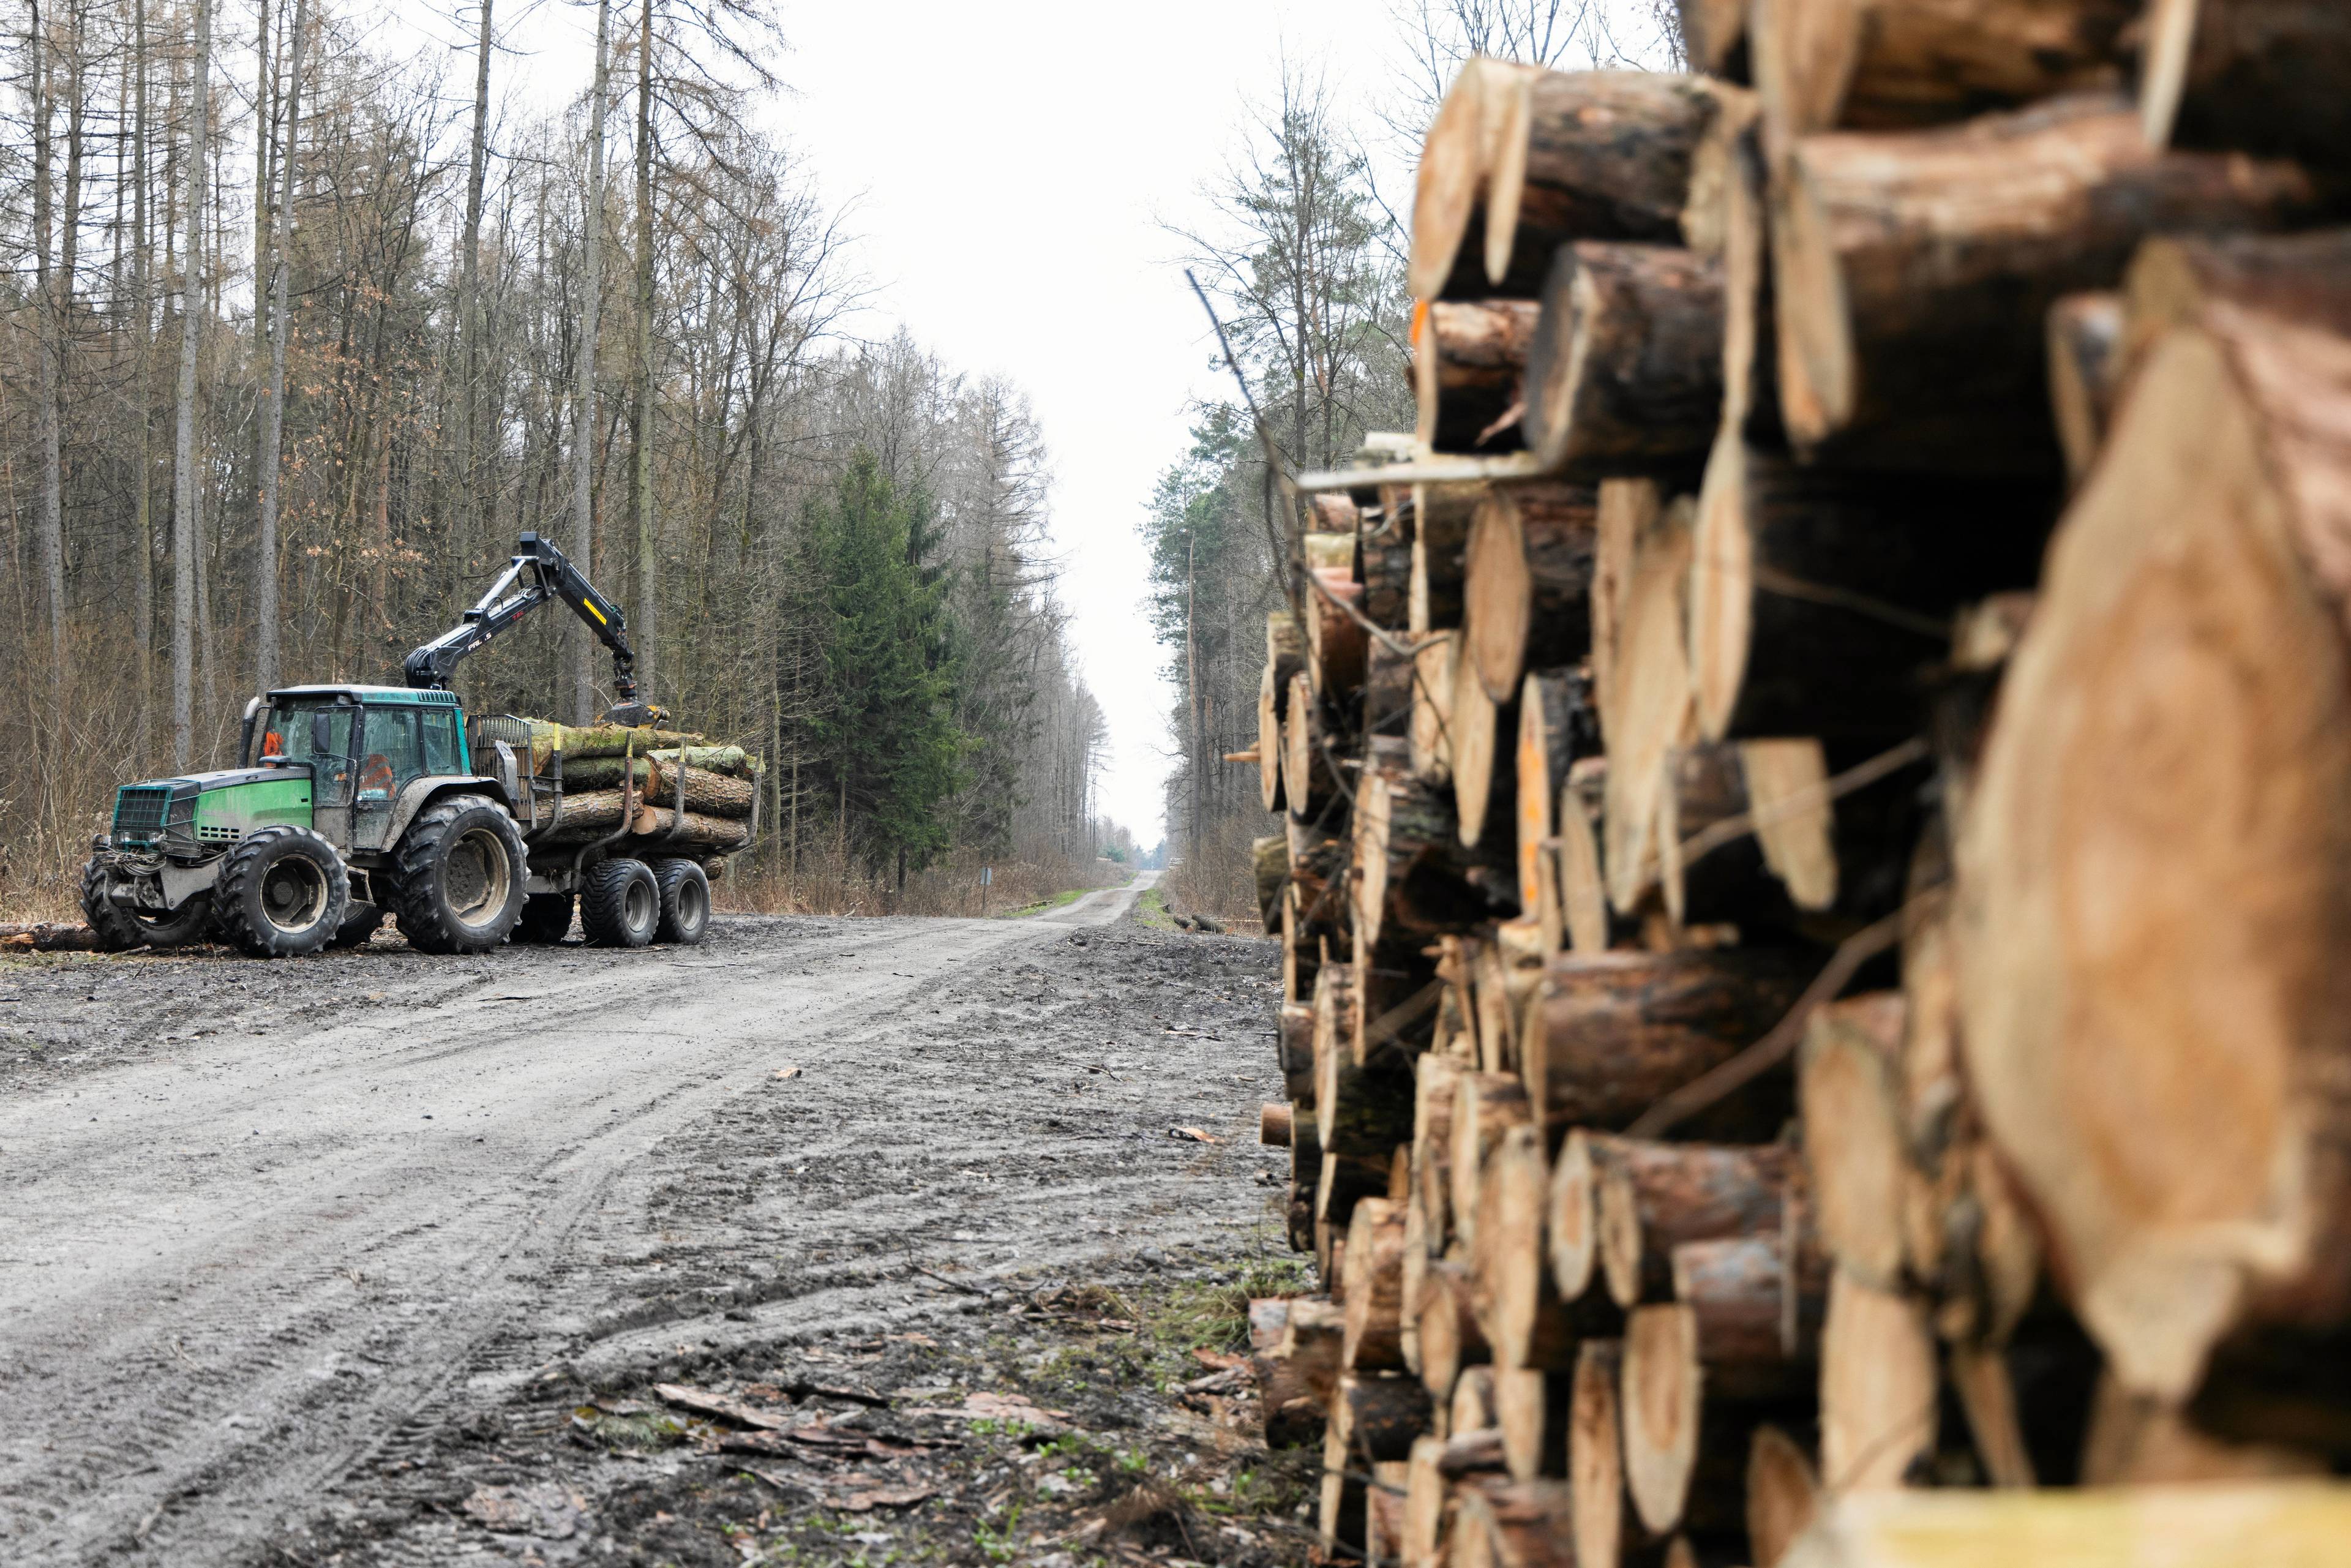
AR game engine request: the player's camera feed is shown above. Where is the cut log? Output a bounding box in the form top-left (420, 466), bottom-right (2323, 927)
top-left (1366, 1458), bottom-right (1411, 1567)
top-left (1263, 613), bottom-right (1307, 810)
top-left (1288, 815), bottom-right (1349, 935)
top-left (1404, 1434), bottom-right (1452, 1566)
top-left (1284, 672), bottom-right (1341, 822)
top-left (1261, 1103), bottom-right (1294, 1148)
top-left (1747, 1425), bottom-right (1820, 1568)
top-left (1677, 0), bottom-right (1749, 78)
top-left (1493, 1366), bottom-right (1570, 1484)
top-left (1414, 1052), bottom-right (1464, 1255)
top-left (2047, 290), bottom-right (2124, 487)
top-left (1254, 833), bottom-right (1289, 933)
top-left (1337, 1368), bottom-right (1436, 1465)
top-left (1410, 64), bottom-right (1731, 300)
top-left (1280, 1296), bottom-right (1349, 1413)
top-left (1780, 1482), bottom-right (2351, 1568)
top-left (1346, 1198), bottom-right (1411, 1373)
top-left (1412, 484), bottom-right (1478, 635)
top-left (1354, 738), bottom-right (1518, 953)
top-left (1955, 302), bottom-right (2351, 1402)
top-left (1449, 647), bottom-right (1508, 852)
top-left (1365, 529), bottom-right (1415, 642)
top-left (1548, 1132), bottom-right (1605, 1307)
top-left (1515, 668), bottom-right (1600, 924)
top-left (1521, 948), bottom-right (1815, 1141)
top-left (1367, 635), bottom-right (1415, 739)
top-left (1411, 631), bottom-right (1461, 786)
top-left (1420, 1259), bottom-right (1493, 1403)
top-left (1657, 740), bottom-right (1827, 932)
top-left (1472, 1124), bottom-right (1578, 1373)
top-left (643, 758), bottom-right (757, 817)
top-left (1256, 1298), bottom-right (1327, 1448)
top-left (1673, 1236), bottom-right (1829, 1381)
top-left (1523, 244), bottom-right (1726, 475)
top-left (1557, 757), bottom-right (1612, 955)
top-left (536, 786), bottom-right (633, 839)
top-left (1321, 1411), bottom-right (1368, 1553)
top-left (1622, 1304), bottom-right (1702, 1535)
top-left (1688, 438), bottom-right (2055, 740)
top-left (535, 722), bottom-right (705, 762)
top-left (1750, 0), bottom-right (2136, 154)
top-left (1449, 1476), bottom-right (1576, 1568)
top-left (2123, 228), bottom-right (2351, 366)
top-left (1589, 1135), bottom-right (1801, 1310)
top-left (1464, 484), bottom-right (1600, 703)
top-left (1602, 493), bottom-right (1698, 913)
top-left (1452, 1364), bottom-right (1499, 1435)
top-left (1818, 1269), bottom-right (1935, 1491)
top-left (2082, 1370), bottom-right (2329, 1484)
top-left (1419, 298), bottom-right (1542, 453)
top-left (1771, 92), bottom-right (2323, 470)
top-left (1570, 1341), bottom-right (1626, 1568)
top-left (1449, 1072), bottom-right (1532, 1259)
top-left (1281, 1001), bottom-right (1318, 1105)
top-left (2143, 0), bottom-right (2351, 169)
top-left (1307, 568), bottom-right (1370, 700)
top-left (1798, 992), bottom-right (1911, 1290)
top-left (623, 805), bottom-right (753, 849)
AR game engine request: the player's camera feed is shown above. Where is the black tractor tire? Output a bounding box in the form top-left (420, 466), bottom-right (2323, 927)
top-left (579, 858), bottom-right (658, 948)
top-left (648, 858), bottom-right (711, 946)
top-left (514, 892), bottom-right (576, 945)
top-left (390, 793), bottom-right (527, 955)
top-left (328, 902), bottom-right (386, 949)
top-left (214, 827), bottom-right (351, 958)
top-left (80, 857), bottom-right (214, 951)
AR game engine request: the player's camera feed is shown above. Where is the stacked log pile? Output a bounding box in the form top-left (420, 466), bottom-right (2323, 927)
top-left (509, 720), bottom-right (760, 856)
top-left (1242, 8), bottom-right (2351, 1562)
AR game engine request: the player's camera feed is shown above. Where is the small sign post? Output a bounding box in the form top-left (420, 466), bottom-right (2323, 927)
top-left (981, 865), bottom-right (992, 915)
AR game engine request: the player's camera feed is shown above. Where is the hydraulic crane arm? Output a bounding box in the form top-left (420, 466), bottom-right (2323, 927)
top-left (404, 532), bottom-right (653, 719)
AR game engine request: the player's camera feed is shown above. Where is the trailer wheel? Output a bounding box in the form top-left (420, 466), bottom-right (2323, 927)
top-left (391, 793), bottom-right (526, 955)
top-left (580, 858), bottom-right (658, 948)
top-left (648, 858), bottom-right (710, 945)
top-left (514, 892), bottom-right (576, 944)
top-left (216, 827), bottom-right (352, 958)
top-left (80, 857), bottom-right (214, 951)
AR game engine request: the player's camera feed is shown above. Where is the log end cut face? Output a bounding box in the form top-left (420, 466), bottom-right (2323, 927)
top-left (1957, 324), bottom-right (2351, 1400)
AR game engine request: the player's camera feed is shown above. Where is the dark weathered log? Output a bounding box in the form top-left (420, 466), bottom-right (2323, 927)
top-left (1365, 637), bottom-right (1414, 740)
top-left (1688, 440), bottom-right (2056, 740)
top-left (1365, 518), bottom-right (1414, 636)
top-left (1336, 1368), bottom-right (1435, 1464)
top-left (1319, 1412), bottom-right (1367, 1553)
top-left (1752, 0), bottom-right (2135, 153)
top-left (1413, 485), bottom-right (1477, 636)
top-left (2143, 0), bottom-right (2351, 170)
top-left (1254, 834), bottom-right (1289, 932)
top-left (1955, 299), bottom-right (2351, 1402)
top-left (1419, 298), bottom-right (1541, 453)
top-left (1411, 62), bottom-right (1732, 300)
top-left (1279, 1296), bottom-right (1348, 1413)
top-left (1589, 1135), bottom-right (1801, 1310)
top-left (1521, 949), bottom-right (1815, 1141)
top-left (1771, 93), bottom-right (2323, 470)
top-left (1524, 243), bottom-right (1725, 475)
top-left (1655, 739), bottom-right (1843, 934)
top-left (1365, 1459), bottom-right (1411, 1566)
top-left (1464, 483), bottom-right (1600, 704)
top-left (1288, 815), bottom-right (1349, 935)
top-left (1345, 1198), bottom-right (1411, 1372)
top-left (2047, 290), bottom-right (2124, 487)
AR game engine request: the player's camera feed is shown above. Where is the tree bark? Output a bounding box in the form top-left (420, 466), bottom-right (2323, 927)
top-left (629, 0), bottom-right (658, 699)
top-left (254, 0), bottom-right (307, 693)
top-left (1253, 1298), bottom-right (1325, 1449)
top-left (1524, 244), bottom-right (1725, 476)
top-left (572, 0), bottom-right (613, 722)
top-left (1352, 738), bottom-right (1516, 953)
top-left (1591, 1135), bottom-right (1802, 1310)
top-left (29, 0), bottom-right (67, 724)
top-left (1674, 1236), bottom-right (1829, 1387)
top-left (1417, 298), bottom-right (1539, 454)
top-left (1770, 93), bottom-right (2323, 471)
top-left (170, 0), bottom-right (213, 769)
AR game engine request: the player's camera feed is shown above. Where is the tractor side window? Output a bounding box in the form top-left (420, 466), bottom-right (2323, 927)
top-left (362, 707), bottom-right (426, 798)
top-left (420, 710), bottom-right (462, 776)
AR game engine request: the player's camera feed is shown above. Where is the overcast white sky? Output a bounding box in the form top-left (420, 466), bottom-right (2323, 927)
top-left (448, 0), bottom-right (1405, 849)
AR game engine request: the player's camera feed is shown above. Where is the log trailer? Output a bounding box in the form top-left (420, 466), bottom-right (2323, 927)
top-left (79, 533), bottom-right (749, 957)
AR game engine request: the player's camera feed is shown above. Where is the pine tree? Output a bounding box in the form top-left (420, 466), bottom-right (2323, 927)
top-left (806, 449), bottom-right (966, 884)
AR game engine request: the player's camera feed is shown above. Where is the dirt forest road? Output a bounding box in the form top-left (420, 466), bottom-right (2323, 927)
top-left (0, 870), bottom-right (1288, 1564)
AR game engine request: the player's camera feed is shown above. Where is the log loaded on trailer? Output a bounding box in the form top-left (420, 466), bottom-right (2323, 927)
top-left (79, 532), bottom-right (759, 958)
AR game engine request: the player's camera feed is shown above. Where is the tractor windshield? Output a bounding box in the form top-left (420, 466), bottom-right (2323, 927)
top-left (261, 702), bottom-right (354, 765)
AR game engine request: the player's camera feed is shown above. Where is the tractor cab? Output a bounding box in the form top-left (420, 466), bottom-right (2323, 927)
top-left (247, 686), bottom-right (473, 855)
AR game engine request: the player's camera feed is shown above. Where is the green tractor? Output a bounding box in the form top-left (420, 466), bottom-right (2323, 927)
top-left (80, 533), bottom-right (719, 958)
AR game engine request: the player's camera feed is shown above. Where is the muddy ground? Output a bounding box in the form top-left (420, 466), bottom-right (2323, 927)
top-left (0, 874), bottom-right (1319, 1566)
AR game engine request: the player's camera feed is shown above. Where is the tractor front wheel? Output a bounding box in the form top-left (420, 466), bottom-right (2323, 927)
top-left (391, 794), bottom-right (527, 955)
top-left (216, 827), bottom-right (352, 958)
top-left (80, 858), bottom-right (214, 951)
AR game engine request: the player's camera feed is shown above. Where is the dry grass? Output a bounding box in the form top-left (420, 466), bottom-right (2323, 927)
top-left (717, 844), bottom-right (1127, 919)
top-left (1161, 812), bottom-right (1271, 927)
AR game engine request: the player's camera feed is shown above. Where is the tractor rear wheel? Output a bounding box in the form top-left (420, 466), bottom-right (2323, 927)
top-left (647, 858), bottom-right (711, 945)
top-left (580, 858), bottom-right (658, 948)
top-left (215, 827), bottom-right (351, 958)
top-left (391, 793), bottom-right (526, 955)
top-left (80, 858), bottom-right (213, 951)
top-left (514, 892), bottom-right (576, 944)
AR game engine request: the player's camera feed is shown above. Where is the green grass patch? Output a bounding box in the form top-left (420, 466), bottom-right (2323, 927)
top-left (997, 886), bottom-right (1088, 918)
top-left (1135, 887), bottom-right (1177, 929)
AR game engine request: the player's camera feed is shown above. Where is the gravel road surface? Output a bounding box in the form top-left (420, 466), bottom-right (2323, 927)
top-left (0, 871), bottom-right (1287, 1564)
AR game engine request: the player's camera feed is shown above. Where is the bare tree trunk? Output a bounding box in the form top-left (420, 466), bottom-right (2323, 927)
top-left (571, 0), bottom-right (610, 722)
top-left (630, 0), bottom-right (658, 698)
top-left (253, 0), bottom-right (305, 692)
top-left (29, 0), bottom-right (67, 727)
top-left (132, 0), bottom-right (152, 759)
top-left (456, 0), bottom-right (491, 565)
top-left (171, 0), bottom-right (211, 768)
